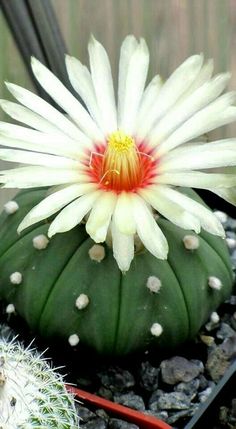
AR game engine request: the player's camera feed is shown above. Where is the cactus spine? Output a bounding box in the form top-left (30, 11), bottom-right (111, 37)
top-left (0, 338), bottom-right (79, 428)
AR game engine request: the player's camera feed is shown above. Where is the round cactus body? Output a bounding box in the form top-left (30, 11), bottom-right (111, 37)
top-left (0, 188), bottom-right (233, 356)
top-left (0, 338), bottom-right (79, 428)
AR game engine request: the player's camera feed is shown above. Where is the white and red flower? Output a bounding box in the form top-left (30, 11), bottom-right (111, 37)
top-left (0, 35), bottom-right (236, 271)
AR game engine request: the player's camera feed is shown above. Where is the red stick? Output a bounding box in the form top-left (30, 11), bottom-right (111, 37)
top-left (66, 385), bottom-right (172, 429)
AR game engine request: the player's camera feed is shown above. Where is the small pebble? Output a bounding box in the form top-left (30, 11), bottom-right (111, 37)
top-left (221, 335), bottom-right (236, 359)
top-left (200, 335), bottom-right (215, 346)
top-left (96, 409), bottom-right (109, 421)
top-left (167, 406), bottom-right (198, 424)
top-left (226, 230), bottom-right (236, 239)
top-left (97, 386), bottom-right (114, 401)
top-left (161, 356), bottom-right (203, 385)
top-left (206, 347), bottom-right (229, 382)
top-left (148, 389), bottom-right (164, 408)
top-left (198, 386), bottom-right (214, 403)
top-left (85, 418), bottom-right (107, 429)
top-left (139, 361), bottom-right (159, 391)
top-left (226, 216), bottom-right (236, 230)
top-left (216, 322), bottom-right (235, 339)
top-left (98, 367), bottom-right (135, 392)
top-left (145, 410), bottom-right (168, 421)
top-left (114, 392), bottom-right (145, 411)
top-left (0, 323), bottom-right (15, 340)
top-left (174, 379), bottom-right (200, 399)
top-left (226, 237), bottom-right (236, 249)
top-left (76, 405), bottom-right (97, 422)
top-left (153, 392), bottom-right (191, 410)
top-left (198, 374), bottom-right (209, 390)
top-left (109, 419), bottom-right (139, 429)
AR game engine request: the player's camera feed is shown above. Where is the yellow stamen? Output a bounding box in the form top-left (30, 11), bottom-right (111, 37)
top-left (108, 130), bottom-right (135, 153)
top-left (102, 130), bottom-right (140, 191)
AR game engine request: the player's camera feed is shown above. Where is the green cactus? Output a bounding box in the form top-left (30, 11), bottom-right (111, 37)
top-left (0, 188), bottom-right (233, 355)
top-left (0, 337), bottom-right (80, 428)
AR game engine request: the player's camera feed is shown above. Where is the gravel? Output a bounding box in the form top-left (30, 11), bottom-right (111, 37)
top-left (160, 356), bottom-right (203, 384)
top-left (1, 209), bottom-right (236, 428)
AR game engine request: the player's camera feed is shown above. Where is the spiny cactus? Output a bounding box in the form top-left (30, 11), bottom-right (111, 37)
top-left (0, 337), bottom-right (80, 429)
top-left (0, 188), bottom-right (233, 355)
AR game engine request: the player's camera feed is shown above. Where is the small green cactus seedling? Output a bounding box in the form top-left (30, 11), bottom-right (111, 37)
top-left (0, 337), bottom-right (80, 428)
top-left (0, 188), bottom-right (233, 355)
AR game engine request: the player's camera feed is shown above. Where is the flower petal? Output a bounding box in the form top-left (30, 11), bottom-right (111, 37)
top-left (0, 100), bottom-right (66, 135)
top-left (139, 186), bottom-right (200, 232)
top-left (158, 187), bottom-right (225, 236)
top-left (0, 122), bottom-right (87, 158)
top-left (88, 35), bottom-right (117, 133)
top-left (118, 38), bottom-right (149, 134)
top-left (136, 75), bottom-right (163, 128)
top-left (0, 135), bottom-right (86, 160)
top-left (158, 93), bottom-right (236, 155)
top-left (92, 221), bottom-right (111, 243)
top-left (160, 139), bottom-right (236, 172)
top-left (0, 149), bottom-right (80, 169)
top-left (208, 187), bottom-right (236, 205)
top-left (86, 192), bottom-right (117, 240)
top-left (31, 57), bottom-right (104, 141)
top-left (118, 35), bottom-right (138, 124)
top-left (48, 190), bottom-right (101, 237)
top-left (149, 73), bottom-right (232, 146)
top-left (113, 192), bottom-right (136, 234)
top-left (111, 220), bottom-right (134, 271)
top-left (156, 171), bottom-right (236, 188)
top-left (5, 82), bottom-right (87, 141)
top-left (0, 166), bottom-right (87, 188)
top-left (131, 194), bottom-right (168, 259)
top-left (180, 59), bottom-right (214, 99)
top-left (18, 183), bottom-right (96, 232)
top-left (65, 55), bottom-right (102, 126)
top-left (136, 54), bottom-right (203, 139)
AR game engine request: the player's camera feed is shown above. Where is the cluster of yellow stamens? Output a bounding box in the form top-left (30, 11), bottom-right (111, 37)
top-left (107, 130), bottom-right (135, 153)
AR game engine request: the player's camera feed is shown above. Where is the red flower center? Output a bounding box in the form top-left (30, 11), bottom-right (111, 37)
top-left (87, 131), bottom-right (158, 194)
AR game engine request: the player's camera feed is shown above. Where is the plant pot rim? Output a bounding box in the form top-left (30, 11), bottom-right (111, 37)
top-left (67, 385), bottom-right (172, 429)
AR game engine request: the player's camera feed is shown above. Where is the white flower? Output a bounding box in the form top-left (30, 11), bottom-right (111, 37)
top-left (0, 35), bottom-right (236, 272)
